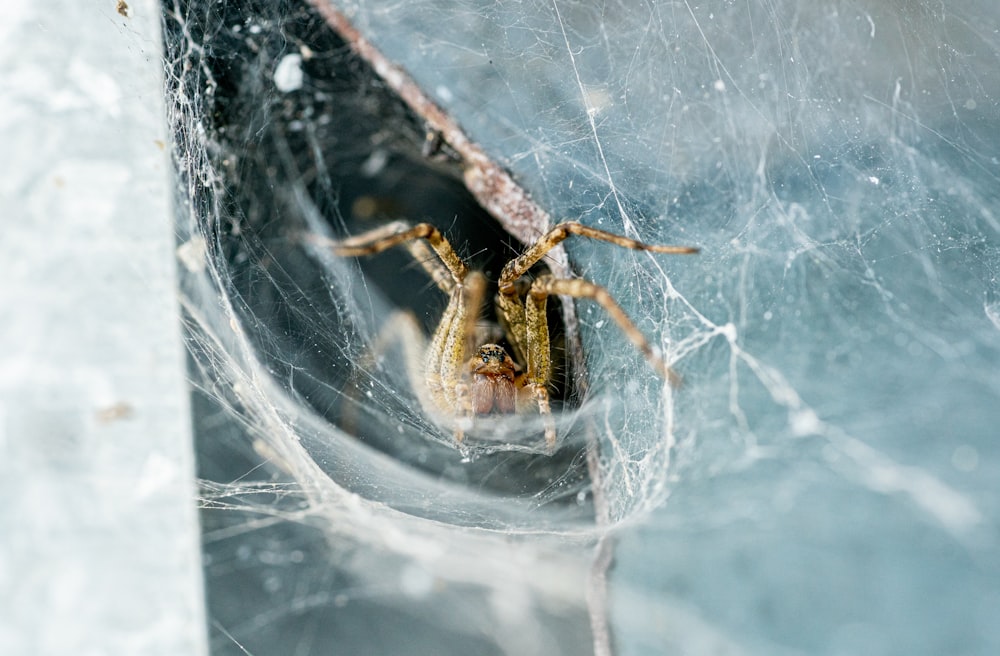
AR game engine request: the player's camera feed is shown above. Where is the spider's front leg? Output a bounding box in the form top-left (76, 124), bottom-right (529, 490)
top-left (499, 222), bottom-right (697, 451)
top-left (528, 274), bottom-right (681, 386)
top-left (498, 221), bottom-right (697, 368)
top-left (329, 220), bottom-right (469, 291)
top-left (520, 271), bottom-right (683, 451)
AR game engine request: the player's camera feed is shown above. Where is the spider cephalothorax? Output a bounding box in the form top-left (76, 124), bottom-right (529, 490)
top-left (325, 219), bottom-right (697, 451)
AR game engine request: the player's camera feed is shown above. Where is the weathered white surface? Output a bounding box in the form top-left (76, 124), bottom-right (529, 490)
top-left (0, 1), bottom-right (206, 654)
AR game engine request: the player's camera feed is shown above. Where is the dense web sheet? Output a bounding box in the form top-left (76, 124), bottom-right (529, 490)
top-left (165, 1), bottom-right (1000, 654)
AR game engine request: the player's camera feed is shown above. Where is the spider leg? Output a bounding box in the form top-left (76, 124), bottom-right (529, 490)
top-left (428, 273), bottom-right (486, 442)
top-left (323, 220), bottom-right (468, 294)
top-left (423, 289), bottom-right (458, 411)
top-left (499, 222), bottom-right (698, 290)
top-left (497, 222), bottom-right (697, 363)
top-left (460, 271), bottom-right (488, 364)
top-left (527, 274), bottom-right (681, 389)
top-left (365, 311), bottom-right (427, 383)
top-left (340, 310), bottom-right (427, 435)
top-left (406, 239), bottom-right (457, 295)
top-left (496, 281), bottom-right (530, 369)
top-left (522, 279), bottom-right (557, 450)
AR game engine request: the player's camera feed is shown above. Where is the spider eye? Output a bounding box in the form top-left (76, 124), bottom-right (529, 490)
top-left (482, 354), bottom-right (489, 363)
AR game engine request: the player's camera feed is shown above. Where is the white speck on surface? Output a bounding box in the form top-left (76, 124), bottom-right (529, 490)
top-left (274, 53), bottom-right (304, 92)
top-left (360, 149), bottom-right (389, 177)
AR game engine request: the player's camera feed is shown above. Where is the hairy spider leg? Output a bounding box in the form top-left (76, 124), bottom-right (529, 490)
top-left (459, 271), bottom-right (488, 367)
top-left (528, 275), bottom-right (682, 384)
top-left (499, 221), bottom-right (699, 288)
top-left (329, 221), bottom-right (484, 442)
top-left (362, 311), bottom-right (426, 377)
top-left (423, 284), bottom-right (462, 410)
top-left (403, 238), bottom-right (456, 295)
top-left (428, 272), bottom-right (487, 441)
top-left (344, 303), bottom-right (481, 443)
top-left (523, 273), bottom-right (688, 450)
top-left (521, 280), bottom-right (557, 449)
top-left (333, 307), bottom-right (430, 440)
top-left (498, 221), bottom-right (698, 362)
top-left (334, 220), bottom-right (468, 286)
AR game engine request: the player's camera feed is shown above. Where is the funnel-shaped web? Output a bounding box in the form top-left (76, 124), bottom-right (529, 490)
top-left (166, 1), bottom-right (1000, 654)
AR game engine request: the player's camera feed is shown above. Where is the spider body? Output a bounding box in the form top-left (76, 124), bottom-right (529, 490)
top-left (328, 219), bottom-right (697, 450)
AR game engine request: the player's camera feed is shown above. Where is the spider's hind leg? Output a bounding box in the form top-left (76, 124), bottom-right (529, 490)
top-left (339, 310), bottom-right (428, 436)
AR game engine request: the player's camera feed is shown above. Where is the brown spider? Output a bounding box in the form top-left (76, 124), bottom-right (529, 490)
top-left (326, 220), bottom-right (697, 450)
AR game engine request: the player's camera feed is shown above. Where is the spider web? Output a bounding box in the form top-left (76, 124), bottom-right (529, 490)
top-left (165, 1), bottom-right (1000, 654)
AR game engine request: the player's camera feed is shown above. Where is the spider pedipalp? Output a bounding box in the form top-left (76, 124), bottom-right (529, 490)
top-left (468, 343), bottom-right (519, 415)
